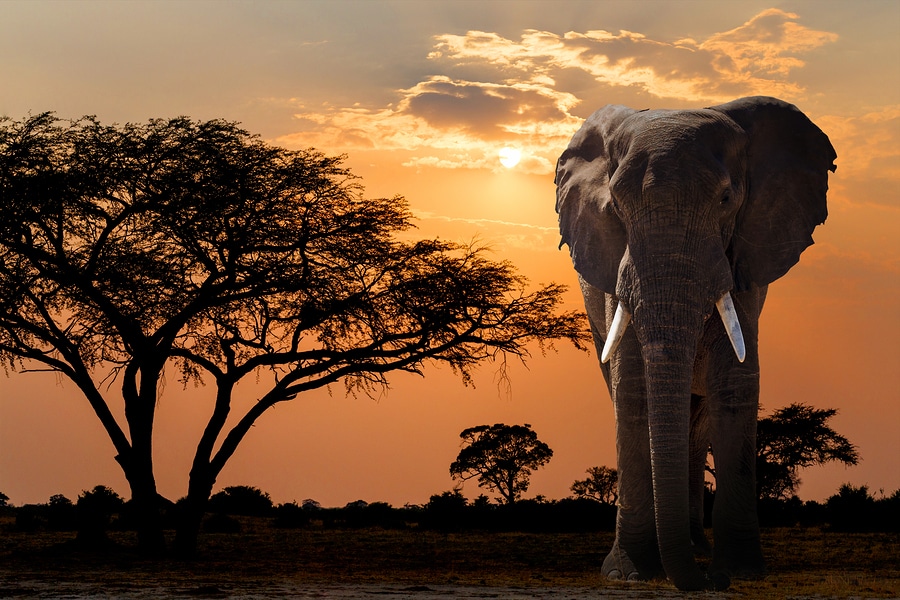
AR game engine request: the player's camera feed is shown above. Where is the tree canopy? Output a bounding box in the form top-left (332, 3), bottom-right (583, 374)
top-left (450, 423), bottom-right (553, 504)
top-left (0, 113), bottom-right (587, 553)
top-left (571, 466), bottom-right (618, 505)
top-left (756, 403), bottom-right (859, 500)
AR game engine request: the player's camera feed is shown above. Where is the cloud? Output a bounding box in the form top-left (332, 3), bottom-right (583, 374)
top-left (431, 9), bottom-right (836, 104)
top-left (432, 28), bottom-right (721, 101)
top-left (275, 77), bottom-right (580, 174)
top-left (403, 78), bottom-right (572, 140)
top-left (816, 106), bottom-right (900, 208)
top-left (274, 9), bottom-right (838, 174)
top-left (699, 9), bottom-right (838, 77)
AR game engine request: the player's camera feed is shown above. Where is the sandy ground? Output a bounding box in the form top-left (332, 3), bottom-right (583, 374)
top-left (0, 579), bottom-right (730, 600)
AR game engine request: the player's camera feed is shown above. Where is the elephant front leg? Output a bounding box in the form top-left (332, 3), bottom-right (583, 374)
top-left (602, 322), bottom-right (663, 581)
top-left (706, 357), bottom-right (766, 574)
top-left (708, 389), bottom-right (766, 578)
top-left (707, 288), bottom-right (767, 579)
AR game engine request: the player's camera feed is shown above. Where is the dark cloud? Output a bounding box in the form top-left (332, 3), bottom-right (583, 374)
top-left (403, 79), bottom-right (570, 140)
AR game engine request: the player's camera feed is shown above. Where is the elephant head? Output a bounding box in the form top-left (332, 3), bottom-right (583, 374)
top-left (555, 96), bottom-right (836, 589)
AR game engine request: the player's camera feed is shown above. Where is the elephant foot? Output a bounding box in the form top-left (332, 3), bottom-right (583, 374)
top-left (602, 540), bottom-right (662, 582)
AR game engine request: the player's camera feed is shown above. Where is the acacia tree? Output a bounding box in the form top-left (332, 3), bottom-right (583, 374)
top-left (571, 465), bottom-right (618, 505)
top-left (756, 403), bottom-right (859, 500)
top-left (0, 113), bottom-right (587, 554)
top-left (449, 423), bottom-right (553, 504)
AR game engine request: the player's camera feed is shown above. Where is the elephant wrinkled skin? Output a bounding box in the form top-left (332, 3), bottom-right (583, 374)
top-left (555, 96), bottom-right (836, 591)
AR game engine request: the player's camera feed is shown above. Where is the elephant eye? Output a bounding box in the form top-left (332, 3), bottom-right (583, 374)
top-left (609, 194), bottom-right (622, 215)
top-left (720, 192), bottom-right (731, 205)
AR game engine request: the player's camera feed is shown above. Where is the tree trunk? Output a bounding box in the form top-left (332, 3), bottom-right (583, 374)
top-left (173, 464), bottom-right (216, 558)
top-left (117, 449), bottom-right (167, 555)
top-left (122, 362), bottom-right (167, 555)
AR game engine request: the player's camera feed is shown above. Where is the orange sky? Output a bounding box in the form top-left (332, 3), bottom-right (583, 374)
top-left (1, 1), bottom-right (898, 508)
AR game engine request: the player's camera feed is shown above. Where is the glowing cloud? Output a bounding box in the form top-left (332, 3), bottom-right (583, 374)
top-left (815, 105), bottom-right (900, 208)
top-left (274, 9), bottom-right (838, 175)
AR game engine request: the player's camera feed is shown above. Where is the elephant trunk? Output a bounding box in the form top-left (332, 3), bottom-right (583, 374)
top-left (626, 260), bottom-right (728, 590)
top-left (642, 336), bottom-right (708, 590)
top-left (613, 214), bottom-right (734, 590)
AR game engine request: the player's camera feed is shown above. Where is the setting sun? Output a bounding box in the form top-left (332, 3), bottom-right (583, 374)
top-left (498, 146), bottom-right (521, 168)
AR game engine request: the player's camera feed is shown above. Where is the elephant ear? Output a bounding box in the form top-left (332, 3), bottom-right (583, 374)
top-left (710, 96), bottom-right (837, 291)
top-left (555, 105), bottom-right (636, 293)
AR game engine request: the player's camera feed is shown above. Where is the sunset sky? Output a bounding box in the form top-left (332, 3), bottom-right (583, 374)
top-left (1, 0), bottom-right (898, 508)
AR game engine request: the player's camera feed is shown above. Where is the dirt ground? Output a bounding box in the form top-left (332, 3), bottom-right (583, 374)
top-left (1, 526), bottom-right (898, 599)
top-left (0, 580), bottom-right (720, 599)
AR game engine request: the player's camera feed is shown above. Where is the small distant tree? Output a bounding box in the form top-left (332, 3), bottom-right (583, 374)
top-left (424, 489), bottom-right (469, 530)
top-left (47, 493), bottom-right (77, 530)
top-left (301, 499), bottom-right (322, 511)
top-left (0, 113), bottom-right (587, 555)
top-left (0, 491), bottom-right (8, 508)
top-left (756, 403), bottom-right (859, 500)
top-left (272, 501), bottom-right (308, 529)
top-left (450, 423), bottom-right (553, 504)
top-left (207, 485), bottom-right (273, 516)
top-left (76, 485), bottom-right (125, 547)
top-left (826, 483), bottom-right (876, 531)
top-left (571, 466), bottom-right (618, 505)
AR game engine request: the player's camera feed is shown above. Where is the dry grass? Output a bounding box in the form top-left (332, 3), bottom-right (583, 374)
top-left (0, 520), bottom-right (898, 598)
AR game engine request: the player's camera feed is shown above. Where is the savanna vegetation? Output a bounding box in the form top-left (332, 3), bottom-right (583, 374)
top-left (1, 494), bottom-right (898, 598)
top-left (0, 113), bottom-right (586, 556)
top-left (2, 410), bottom-right (895, 543)
top-left (4, 407), bottom-right (896, 595)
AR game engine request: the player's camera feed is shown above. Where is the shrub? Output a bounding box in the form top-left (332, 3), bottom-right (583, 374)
top-left (272, 502), bottom-right (309, 529)
top-left (76, 485), bottom-right (125, 547)
top-left (47, 494), bottom-right (77, 530)
top-left (827, 483), bottom-right (876, 531)
top-left (423, 490), bottom-right (468, 531)
top-left (14, 505), bottom-right (44, 532)
top-left (208, 486), bottom-right (273, 516)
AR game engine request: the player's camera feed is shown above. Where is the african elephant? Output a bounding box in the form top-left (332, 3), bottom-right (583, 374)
top-left (555, 96), bottom-right (836, 590)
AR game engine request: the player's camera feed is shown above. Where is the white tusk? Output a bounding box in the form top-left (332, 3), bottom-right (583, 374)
top-left (716, 293), bottom-right (746, 363)
top-left (601, 302), bottom-right (631, 364)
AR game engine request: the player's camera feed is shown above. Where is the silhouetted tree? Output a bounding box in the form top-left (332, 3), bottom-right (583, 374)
top-left (207, 485), bottom-right (273, 516)
top-left (0, 114), bottom-right (587, 555)
top-left (571, 466), bottom-right (618, 505)
top-left (0, 491), bottom-right (8, 508)
top-left (756, 403), bottom-right (859, 500)
top-left (76, 485), bottom-right (125, 548)
top-left (450, 423), bottom-right (553, 504)
top-left (826, 483), bottom-right (876, 531)
top-left (424, 489), bottom-right (469, 530)
top-left (301, 499), bottom-right (322, 511)
top-left (47, 493), bottom-right (77, 530)
top-left (272, 501), bottom-right (309, 528)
